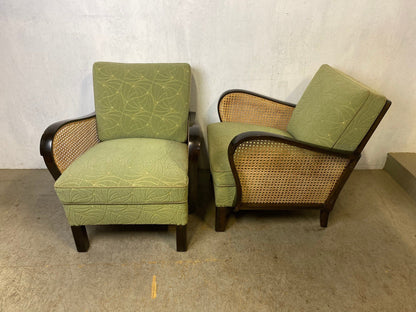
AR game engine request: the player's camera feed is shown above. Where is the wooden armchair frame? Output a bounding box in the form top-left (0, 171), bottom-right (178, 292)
top-left (214, 89), bottom-right (391, 231)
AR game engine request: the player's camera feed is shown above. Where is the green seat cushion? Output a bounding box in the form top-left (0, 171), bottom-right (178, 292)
top-left (287, 64), bottom-right (386, 151)
top-left (207, 122), bottom-right (293, 207)
top-left (63, 204), bottom-right (187, 226)
top-left (93, 62), bottom-right (191, 142)
top-left (55, 138), bottom-right (188, 206)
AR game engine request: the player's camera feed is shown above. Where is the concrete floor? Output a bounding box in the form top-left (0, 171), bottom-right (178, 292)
top-left (1, 169), bottom-right (416, 311)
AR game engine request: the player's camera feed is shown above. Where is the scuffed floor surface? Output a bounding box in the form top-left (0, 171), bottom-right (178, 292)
top-left (1, 169), bottom-right (416, 311)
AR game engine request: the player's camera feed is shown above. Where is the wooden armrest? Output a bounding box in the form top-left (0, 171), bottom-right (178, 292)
top-left (187, 111), bottom-right (201, 212)
top-left (227, 131), bottom-right (358, 208)
top-left (40, 113), bottom-right (99, 180)
top-left (218, 89), bottom-right (296, 130)
top-left (187, 111), bottom-right (201, 159)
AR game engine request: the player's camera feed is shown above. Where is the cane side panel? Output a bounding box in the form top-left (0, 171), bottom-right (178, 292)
top-left (219, 92), bottom-right (295, 130)
top-left (232, 139), bottom-right (350, 204)
top-left (53, 117), bottom-right (99, 172)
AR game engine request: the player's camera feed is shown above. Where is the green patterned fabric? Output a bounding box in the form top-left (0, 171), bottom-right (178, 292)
top-left (287, 64), bottom-right (386, 151)
top-left (333, 91), bottom-right (386, 150)
top-left (93, 62), bottom-right (191, 142)
top-left (208, 122), bottom-right (293, 207)
top-left (55, 138), bottom-right (188, 225)
top-left (212, 185), bottom-right (237, 208)
top-left (64, 204), bottom-right (187, 226)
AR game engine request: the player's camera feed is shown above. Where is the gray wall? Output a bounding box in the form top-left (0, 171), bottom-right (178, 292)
top-left (1, 0), bottom-right (415, 168)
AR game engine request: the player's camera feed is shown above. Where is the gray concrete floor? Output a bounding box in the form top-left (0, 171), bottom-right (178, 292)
top-left (1, 169), bottom-right (416, 311)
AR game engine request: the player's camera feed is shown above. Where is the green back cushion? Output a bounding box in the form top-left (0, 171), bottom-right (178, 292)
top-left (287, 64), bottom-right (386, 151)
top-left (93, 62), bottom-right (191, 142)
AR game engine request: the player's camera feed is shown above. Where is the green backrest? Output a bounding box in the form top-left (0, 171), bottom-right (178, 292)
top-left (287, 64), bottom-right (386, 151)
top-left (93, 62), bottom-right (191, 142)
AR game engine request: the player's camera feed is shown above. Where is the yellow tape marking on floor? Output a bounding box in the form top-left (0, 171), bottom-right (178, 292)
top-left (151, 275), bottom-right (157, 299)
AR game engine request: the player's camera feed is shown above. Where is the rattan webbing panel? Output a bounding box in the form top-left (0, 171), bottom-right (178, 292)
top-left (53, 117), bottom-right (99, 173)
top-left (219, 92), bottom-right (294, 130)
top-left (232, 139), bottom-right (349, 204)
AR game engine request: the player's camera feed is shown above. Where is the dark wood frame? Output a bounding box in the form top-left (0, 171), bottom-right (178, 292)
top-left (40, 112), bottom-right (200, 252)
top-left (214, 89), bottom-right (391, 231)
top-left (218, 89), bottom-right (296, 122)
top-left (40, 112), bottom-right (96, 180)
top-left (187, 112), bottom-right (201, 213)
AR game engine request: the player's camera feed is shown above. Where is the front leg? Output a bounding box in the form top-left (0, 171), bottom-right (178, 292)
top-left (71, 225), bottom-right (90, 252)
top-left (176, 225), bottom-right (187, 252)
top-left (215, 206), bottom-right (230, 232)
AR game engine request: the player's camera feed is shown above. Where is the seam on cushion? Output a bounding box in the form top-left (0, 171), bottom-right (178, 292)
top-left (211, 172), bottom-right (235, 187)
top-left (331, 90), bottom-right (371, 149)
top-left (330, 66), bottom-right (383, 95)
top-left (213, 182), bottom-right (236, 187)
top-left (62, 201), bottom-right (188, 205)
top-left (55, 185), bottom-right (188, 189)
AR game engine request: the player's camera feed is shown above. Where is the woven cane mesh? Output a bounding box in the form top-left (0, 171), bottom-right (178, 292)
top-left (53, 117), bottom-right (100, 173)
top-left (233, 139), bottom-right (349, 204)
top-left (219, 92), bottom-right (295, 130)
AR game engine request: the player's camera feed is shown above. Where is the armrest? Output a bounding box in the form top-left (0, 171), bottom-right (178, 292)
top-left (227, 131), bottom-right (358, 208)
top-left (187, 111), bottom-right (201, 161)
top-left (218, 89), bottom-right (296, 130)
top-left (187, 111), bottom-right (201, 212)
top-left (40, 113), bottom-right (99, 180)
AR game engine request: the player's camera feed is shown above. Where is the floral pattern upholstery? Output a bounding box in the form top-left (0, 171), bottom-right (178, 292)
top-left (93, 62), bottom-right (191, 142)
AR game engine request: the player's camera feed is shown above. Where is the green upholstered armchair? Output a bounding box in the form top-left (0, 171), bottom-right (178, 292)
top-left (40, 62), bottom-right (201, 252)
top-left (208, 65), bottom-right (390, 231)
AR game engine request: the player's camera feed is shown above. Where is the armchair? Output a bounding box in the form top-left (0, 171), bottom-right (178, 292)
top-left (40, 62), bottom-right (200, 251)
top-left (208, 65), bottom-right (390, 231)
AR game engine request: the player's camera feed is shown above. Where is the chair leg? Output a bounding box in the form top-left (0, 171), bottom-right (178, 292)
top-left (188, 169), bottom-right (198, 214)
top-left (71, 226), bottom-right (90, 252)
top-left (320, 210), bottom-right (330, 228)
top-left (215, 206), bottom-right (229, 232)
top-left (176, 225), bottom-right (187, 252)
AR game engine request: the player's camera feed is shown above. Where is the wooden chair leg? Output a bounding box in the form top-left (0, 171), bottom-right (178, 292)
top-left (71, 225), bottom-right (90, 252)
top-left (176, 225), bottom-right (187, 252)
top-left (215, 206), bottom-right (229, 232)
top-left (320, 210), bottom-right (330, 228)
top-left (188, 166), bottom-right (198, 214)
